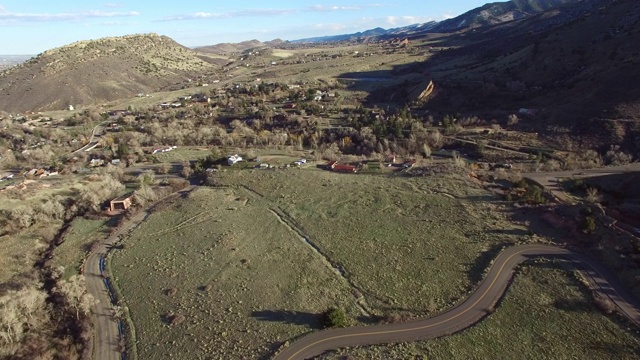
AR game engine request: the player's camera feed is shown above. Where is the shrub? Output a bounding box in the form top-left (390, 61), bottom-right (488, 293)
top-left (581, 216), bottom-right (596, 233)
top-left (157, 163), bottom-right (171, 175)
top-left (138, 170), bottom-right (155, 185)
top-left (323, 307), bottom-right (348, 328)
top-left (585, 187), bottom-right (601, 203)
top-left (181, 166), bottom-right (193, 179)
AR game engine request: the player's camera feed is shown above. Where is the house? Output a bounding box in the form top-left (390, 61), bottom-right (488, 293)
top-left (387, 153), bottom-right (396, 163)
top-left (333, 164), bottom-right (357, 173)
top-left (227, 154), bottom-right (243, 165)
top-left (402, 160), bottom-right (416, 169)
top-left (324, 160), bottom-right (338, 170)
top-left (111, 159), bottom-right (121, 165)
top-left (109, 193), bottom-right (134, 212)
top-left (89, 158), bottom-right (104, 167)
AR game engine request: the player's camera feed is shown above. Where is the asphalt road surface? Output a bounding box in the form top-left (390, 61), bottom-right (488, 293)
top-left (274, 244), bottom-right (640, 360)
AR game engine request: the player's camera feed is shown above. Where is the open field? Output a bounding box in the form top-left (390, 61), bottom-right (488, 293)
top-left (216, 169), bottom-right (535, 315)
top-left (110, 187), bottom-right (361, 359)
top-left (151, 147), bottom-right (211, 163)
top-left (51, 217), bottom-right (108, 279)
top-left (319, 262), bottom-right (640, 359)
top-left (0, 223), bottom-right (53, 284)
top-left (110, 167), bottom-right (640, 360)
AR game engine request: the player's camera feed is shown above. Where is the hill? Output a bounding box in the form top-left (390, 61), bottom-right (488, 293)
top-left (431, 0), bottom-right (583, 32)
top-left (291, 0), bottom-right (582, 44)
top-left (0, 33), bottom-right (219, 113)
top-left (195, 39), bottom-right (266, 55)
top-left (416, 0), bottom-right (640, 152)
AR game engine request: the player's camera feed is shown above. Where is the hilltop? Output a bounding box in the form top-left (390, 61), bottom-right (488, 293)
top-left (196, 39), bottom-right (267, 55)
top-left (0, 33), bottom-right (219, 112)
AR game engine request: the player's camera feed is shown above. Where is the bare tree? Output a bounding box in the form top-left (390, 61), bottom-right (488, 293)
top-left (54, 275), bottom-right (97, 320)
top-left (157, 162), bottom-right (171, 175)
top-left (423, 143), bottom-right (432, 158)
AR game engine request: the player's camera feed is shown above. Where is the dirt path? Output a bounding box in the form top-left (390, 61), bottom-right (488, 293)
top-left (85, 185), bottom-right (195, 360)
top-left (85, 210), bottom-right (147, 360)
top-left (273, 244), bottom-right (640, 360)
top-left (522, 163), bottom-right (640, 203)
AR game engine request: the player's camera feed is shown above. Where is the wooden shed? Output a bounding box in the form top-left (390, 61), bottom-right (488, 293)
top-left (109, 193), bottom-right (134, 212)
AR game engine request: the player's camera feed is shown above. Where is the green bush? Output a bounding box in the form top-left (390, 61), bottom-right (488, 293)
top-left (323, 307), bottom-right (348, 328)
top-left (581, 216), bottom-right (596, 234)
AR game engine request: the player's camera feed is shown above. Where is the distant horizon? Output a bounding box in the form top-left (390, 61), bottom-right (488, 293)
top-left (0, 0), bottom-right (492, 55)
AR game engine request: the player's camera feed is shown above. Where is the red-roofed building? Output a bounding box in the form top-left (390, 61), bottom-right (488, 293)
top-left (333, 164), bottom-right (357, 173)
top-left (325, 160), bottom-right (338, 169)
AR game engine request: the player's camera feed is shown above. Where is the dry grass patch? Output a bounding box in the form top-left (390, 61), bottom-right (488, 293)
top-left (218, 169), bottom-right (533, 315)
top-left (51, 217), bottom-right (108, 279)
top-left (111, 187), bottom-right (359, 359)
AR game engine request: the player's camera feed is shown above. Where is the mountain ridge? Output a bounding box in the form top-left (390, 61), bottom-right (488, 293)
top-left (291, 0), bottom-right (583, 43)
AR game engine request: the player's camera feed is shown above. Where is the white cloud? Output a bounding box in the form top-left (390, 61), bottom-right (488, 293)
top-left (104, 3), bottom-right (123, 8)
top-left (441, 13), bottom-right (454, 20)
top-left (307, 4), bottom-right (384, 12)
top-left (159, 4), bottom-right (387, 22)
top-left (0, 9), bottom-right (140, 22)
top-left (159, 8), bottom-right (294, 21)
top-left (101, 20), bottom-right (138, 26)
top-left (386, 16), bottom-right (434, 26)
top-left (313, 23), bottom-right (349, 31)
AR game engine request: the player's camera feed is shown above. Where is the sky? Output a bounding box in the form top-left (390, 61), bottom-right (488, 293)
top-left (0, 1), bottom-right (492, 54)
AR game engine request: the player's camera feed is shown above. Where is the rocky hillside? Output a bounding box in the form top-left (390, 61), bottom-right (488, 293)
top-left (423, 0), bottom-right (640, 154)
top-left (196, 39), bottom-right (266, 55)
top-left (0, 33), bottom-right (219, 112)
top-left (431, 0), bottom-right (583, 32)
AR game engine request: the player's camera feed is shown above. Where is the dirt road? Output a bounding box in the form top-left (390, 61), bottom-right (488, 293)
top-left (522, 163), bottom-right (640, 203)
top-left (273, 244), bottom-right (640, 360)
top-left (85, 210), bottom-right (149, 360)
top-left (72, 123), bottom-right (103, 153)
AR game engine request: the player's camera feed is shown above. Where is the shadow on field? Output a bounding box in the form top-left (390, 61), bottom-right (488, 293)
top-left (466, 242), bottom-right (512, 285)
top-left (485, 228), bottom-right (531, 236)
top-left (251, 310), bottom-right (323, 329)
top-left (553, 298), bottom-right (590, 312)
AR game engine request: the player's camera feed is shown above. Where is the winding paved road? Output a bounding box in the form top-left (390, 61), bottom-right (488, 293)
top-left (274, 244), bottom-right (640, 360)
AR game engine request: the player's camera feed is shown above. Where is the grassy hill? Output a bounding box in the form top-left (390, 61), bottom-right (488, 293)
top-left (0, 33), bottom-right (219, 112)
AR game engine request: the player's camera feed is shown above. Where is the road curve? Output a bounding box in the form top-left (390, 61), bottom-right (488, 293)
top-left (72, 123), bottom-right (103, 154)
top-left (274, 244), bottom-right (640, 360)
